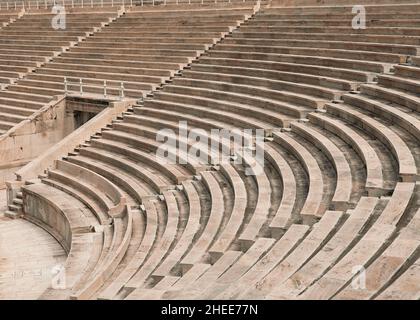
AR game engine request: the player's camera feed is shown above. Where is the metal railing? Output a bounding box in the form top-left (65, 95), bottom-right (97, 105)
top-left (64, 77), bottom-right (126, 100)
top-left (0, 0), bottom-right (253, 10)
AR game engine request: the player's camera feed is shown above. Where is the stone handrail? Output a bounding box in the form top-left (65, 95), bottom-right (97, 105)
top-left (14, 96), bottom-right (135, 182)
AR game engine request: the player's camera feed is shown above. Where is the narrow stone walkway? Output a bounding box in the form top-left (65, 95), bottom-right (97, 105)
top-left (0, 190), bottom-right (67, 300)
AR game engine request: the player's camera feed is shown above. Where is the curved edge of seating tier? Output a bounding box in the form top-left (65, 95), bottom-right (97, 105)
top-left (40, 174), bottom-right (112, 226)
top-left (375, 182), bottom-right (417, 226)
top-left (70, 205), bottom-right (133, 300)
top-left (325, 102), bottom-right (418, 182)
top-left (360, 84), bottom-right (420, 113)
top-left (148, 90), bottom-right (294, 130)
top-left (264, 144), bottom-right (298, 236)
top-left (20, 183), bottom-right (103, 299)
top-left (377, 73), bottom-right (420, 98)
top-left (307, 112), bottom-right (385, 196)
top-left (53, 159), bottom-right (127, 218)
top-left (66, 150), bottom-right (160, 200)
top-left (102, 124), bottom-right (210, 174)
top-left (163, 250), bottom-right (243, 299)
top-left (100, 199), bottom-right (159, 299)
top-left (207, 162), bottom-right (247, 260)
top-left (272, 131), bottom-right (326, 219)
top-left (170, 73), bottom-right (338, 106)
top-left (90, 128), bottom-right (192, 182)
top-left (290, 121), bottom-right (353, 211)
top-left (162, 81), bottom-right (317, 118)
top-left (233, 152), bottom-right (272, 251)
top-left (341, 92), bottom-right (420, 143)
top-left (109, 115), bottom-right (259, 174)
top-left (98, 193), bottom-right (178, 300)
top-left (179, 170), bottom-right (225, 269)
top-left (89, 136), bottom-right (192, 185)
top-left (182, 66), bottom-right (355, 92)
top-left (21, 183), bottom-right (97, 253)
top-left (131, 180), bottom-right (201, 284)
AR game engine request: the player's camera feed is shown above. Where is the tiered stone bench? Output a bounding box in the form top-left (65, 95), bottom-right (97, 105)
top-left (2, 0), bottom-right (419, 300)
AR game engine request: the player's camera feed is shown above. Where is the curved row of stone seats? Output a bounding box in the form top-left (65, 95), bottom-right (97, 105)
top-left (94, 168), bottom-right (224, 300)
top-left (179, 171), bottom-right (225, 269)
top-left (147, 84), bottom-right (304, 132)
top-left (183, 2), bottom-right (420, 130)
top-left (138, 7), bottom-right (356, 134)
top-left (324, 103), bottom-right (419, 182)
top-left (152, 175), bottom-right (417, 300)
top-left (28, 154), bottom-right (146, 299)
top-left (118, 48), bottom-right (418, 298)
top-left (21, 182), bottom-right (104, 299)
top-left (273, 184), bottom-right (416, 299)
top-left (228, 182), bottom-right (416, 299)
top-left (21, 111), bottom-right (241, 299)
top-left (67, 22), bottom-right (418, 294)
top-left (250, 181), bottom-right (418, 299)
top-left (21, 178), bottom-right (136, 301)
top-left (154, 209), bottom-right (341, 299)
top-left (307, 112), bottom-right (392, 195)
top-left (260, 197), bottom-right (379, 299)
top-left (230, 2), bottom-right (420, 71)
top-left (0, 6), bottom-right (121, 135)
top-left (374, 63), bottom-right (420, 108)
top-left (71, 204), bottom-right (132, 300)
top-left (115, 107), bottom-right (321, 228)
top-left (100, 116), bottom-right (208, 173)
top-left (47, 159), bottom-right (127, 218)
top-left (288, 122), bottom-right (353, 210)
top-left (100, 119), bottom-right (358, 299)
top-left (296, 182), bottom-right (417, 299)
top-left (214, 210), bottom-right (343, 300)
top-left (126, 180), bottom-right (203, 292)
top-left (97, 192), bottom-right (179, 300)
top-left (55, 108), bottom-right (333, 299)
top-left (270, 132), bottom-right (326, 221)
top-left (0, 7), bottom-right (120, 82)
top-left (157, 224), bottom-right (307, 300)
top-left (333, 59), bottom-right (420, 185)
top-left (114, 72), bottom-right (418, 299)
